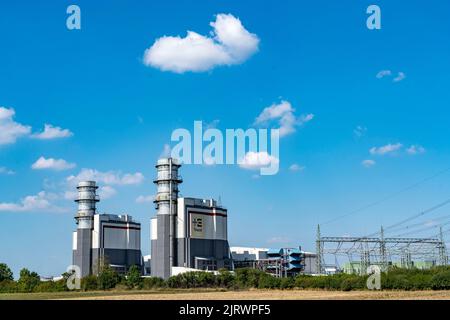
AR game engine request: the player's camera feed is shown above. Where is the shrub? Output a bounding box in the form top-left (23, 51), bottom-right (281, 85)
top-left (126, 265), bottom-right (143, 289)
top-left (81, 275), bottom-right (98, 291)
top-left (216, 269), bottom-right (235, 288)
top-left (97, 267), bottom-right (122, 290)
top-left (258, 274), bottom-right (281, 289)
top-left (235, 269), bottom-right (264, 289)
top-left (33, 280), bottom-right (67, 293)
top-left (0, 280), bottom-right (18, 293)
top-left (431, 271), bottom-right (450, 290)
top-left (142, 277), bottom-right (165, 289)
top-left (279, 277), bottom-right (295, 290)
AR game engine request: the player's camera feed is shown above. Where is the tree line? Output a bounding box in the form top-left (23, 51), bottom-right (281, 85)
top-left (1, 262), bottom-right (450, 293)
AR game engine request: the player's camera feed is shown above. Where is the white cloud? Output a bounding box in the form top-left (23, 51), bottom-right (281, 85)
top-left (376, 70), bottom-right (392, 79)
top-left (239, 151), bottom-right (279, 170)
top-left (32, 157), bottom-right (76, 171)
top-left (0, 191), bottom-right (64, 213)
top-left (143, 13), bottom-right (259, 73)
top-left (393, 72), bottom-right (406, 82)
top-left (376, 70), bottom-right (406, 83)
top-left (32, 124), bottom-right (73, 140)
top-left (289, 164), bottom-right (305, 172)
top-left (0, 167), bottom-right (15, 175)
top-left (362, 159), bottom-right (376, 168)
top-left (136, 195), bottom-right (155, 204)
top-left (370, 143), bottom-right (403, 156)
top-left (67, 169), bottom-right (145, 186)
top-left (64, 191), bottom-right (78, 201)
top-left (255, 100), bottom-right (314, 138)
top-left (98, 186), bottom-right (117, 200)
top-left (354, 126), bottom-right (367, 138)
top-left (0, 107), bottom-right (31, 145)
top-left (407, 145), bottom-right (426, 155)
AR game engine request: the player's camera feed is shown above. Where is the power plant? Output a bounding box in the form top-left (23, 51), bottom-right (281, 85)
top-left (72, 158), bottom-right (233, 280)
top-left (72, 181), bottom-right (142, 277)
top-left (150, 158), bottom-right (232, 279)
top-left (72, 158), bottom-right (449, 279)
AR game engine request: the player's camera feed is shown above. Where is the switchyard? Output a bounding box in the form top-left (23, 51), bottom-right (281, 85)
top-left (317, 225), bottom-right (449, 275)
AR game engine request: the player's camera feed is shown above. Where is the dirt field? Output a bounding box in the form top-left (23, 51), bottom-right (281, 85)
top-left (67, 290), bottom-right (450, 300)
top-left (2, 289), bottom-right (450, 300)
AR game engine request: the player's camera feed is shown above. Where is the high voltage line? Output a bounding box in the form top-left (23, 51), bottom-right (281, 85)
top-left (322, 167), bottom-right (450, 226)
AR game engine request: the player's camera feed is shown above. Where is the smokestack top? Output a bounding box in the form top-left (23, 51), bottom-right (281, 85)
top-left (156, 158), bottom-right (181, 167)
top-left (77, 181), bottom-right (98, 189)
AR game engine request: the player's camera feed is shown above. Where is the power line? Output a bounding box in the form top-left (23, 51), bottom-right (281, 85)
top-left (385, 213), bottom-right (450, 235)
top-left (322, 167), bottom-right (450, 226)
top-left (363, 198), bottom-right (450, 238)
top-left (393, 220), bottom-right (450, 238)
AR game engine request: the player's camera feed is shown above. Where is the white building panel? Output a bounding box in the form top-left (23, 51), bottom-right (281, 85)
top-left (72, 232), bottom-right (77, 251)
top-left (151, 218), bottom-right (158, 240)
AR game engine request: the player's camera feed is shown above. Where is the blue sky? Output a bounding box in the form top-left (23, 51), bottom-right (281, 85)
top-left (1, 1), bottom-right (450, 277)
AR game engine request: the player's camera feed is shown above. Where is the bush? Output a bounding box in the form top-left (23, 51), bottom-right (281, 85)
top-left (431, 271), bottom-right (450, 290)
top-left (0, 280), bottom-right (18, 293)
top-left (33, 280), bottom-right (67, 293)
top-left (167, 272), bottom-right (218, 289)
top-left (142, 277), bottom-right (165, 289)
top-left (97, 267), bottom-right (122, 290)
top-left (258, 274), bottom-right (281, 289)
top-left (216, 269), bottom-right (235, 288)
top-left (235, 269), bottom-right (264, 289)
top-left (81, 275), bottom-right (98, 291)
top-left (126, 265), bottom-right (143, 289)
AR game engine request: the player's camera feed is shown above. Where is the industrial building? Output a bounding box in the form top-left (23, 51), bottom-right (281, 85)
top-left (150, 158), bottom-right (232, 279)
top-left (71, 159), bottom-right (322, 280)
top-left (72, 181), bottom-right (142, 277)
top-left (231, 247), bottom-right (318, 276)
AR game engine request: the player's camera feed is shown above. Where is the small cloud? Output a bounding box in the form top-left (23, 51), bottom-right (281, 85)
top-left (136, 195), bottom-right (155, 204)
top-left (143, 13), bottom-right (259, 73)
top-left (289, 164), bottom-right (305, 172)
top-left (0, 107), bottom-right (31, 145)
top-left (370, 143), bottom-right (403, 156)
top-left (393, 72), bottom-right (406, 82)
top-left (0, 191), bottom-right (65, 213)
top-left (67, 169), bottom-right (144, 186)
top-left (407, 145), bottom-right (426, 155)
top-left (255, 100), bottom-right (313, 138)
top-left (64, 191), bottom-right (78, 201)
top-left (98, 186), bottom-right (117, 200)
top-left (32, 157), bottom-right (76, 171)
top-left (362, 159), bottom-right (376, 168)
top-left (376, 70), bottom-right (392, 79)
top-left (32, 124), bottom-right (73, 140)
top-left (354, 126), bottom-right (367, 138)
top-left (0, 167), bottom-right (15, 175)
top-left (376, 70), bottom-right (406, 83)
top-left (239, 151), bottom-right (279, 170)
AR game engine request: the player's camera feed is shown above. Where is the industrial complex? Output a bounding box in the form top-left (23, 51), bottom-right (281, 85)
top-left (72, 158), bottom-right (449, 280)
top-left (71, 158), bottom-right (316, 279)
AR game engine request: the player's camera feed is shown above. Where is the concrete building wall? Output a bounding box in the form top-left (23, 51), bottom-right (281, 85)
top-left (73, 214), bottom-right (143, 276)
top-left (72, 228), bottom-right (93, 278)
